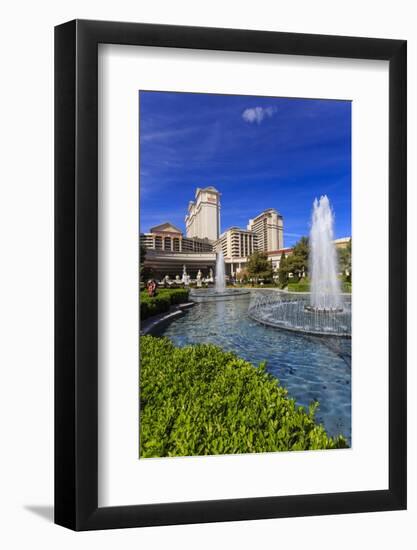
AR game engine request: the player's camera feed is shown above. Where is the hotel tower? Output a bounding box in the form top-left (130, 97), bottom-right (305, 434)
top-left (247, 208), bottom-right (284, 252)
top-left (185, 187), bottom-right (221, 242)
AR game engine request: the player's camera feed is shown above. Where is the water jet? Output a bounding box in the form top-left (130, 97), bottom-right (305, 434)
top-left (248, 196), bottom-right (351, 337)
top-left (190, 250), bottom-right (249, 302)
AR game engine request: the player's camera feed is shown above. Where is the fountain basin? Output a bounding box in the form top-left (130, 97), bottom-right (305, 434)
top-left (304, 305), bottom-right (344, 313)
top-left (150, 294), bottom-right (351, 444)
top-left (190, 288), bottom-right (250, 302)
top-left (249, 291), bottom-right (351, 337)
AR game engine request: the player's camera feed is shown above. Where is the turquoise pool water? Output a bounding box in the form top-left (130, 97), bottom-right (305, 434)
top-left (151, 294), bottom-right (351, 444)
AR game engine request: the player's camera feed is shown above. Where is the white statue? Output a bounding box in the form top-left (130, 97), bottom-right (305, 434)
top-left (182, 265), bottom-right (190, 286)
top-left (196, 269), bottom-right (202, 288)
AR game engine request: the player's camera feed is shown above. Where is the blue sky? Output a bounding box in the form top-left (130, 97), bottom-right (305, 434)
top-left (139, 91), bottom-right (351, 247)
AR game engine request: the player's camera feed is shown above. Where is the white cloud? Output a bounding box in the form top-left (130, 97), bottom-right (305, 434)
top-left (242, 106), bottom-right (277, 124)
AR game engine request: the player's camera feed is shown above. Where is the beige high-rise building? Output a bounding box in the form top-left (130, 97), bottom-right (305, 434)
top-left (215, 227), bottom-right (257, 259)
top-left (247, 208), bottom-right (283, 252)
top-left (214, 227), bottom-right (258, 278)
top-left (185, 187), bottom-right (221, 242)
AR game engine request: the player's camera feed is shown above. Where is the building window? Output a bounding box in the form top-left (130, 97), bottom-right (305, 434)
top-left (164, 237), bottom-right (172, 251)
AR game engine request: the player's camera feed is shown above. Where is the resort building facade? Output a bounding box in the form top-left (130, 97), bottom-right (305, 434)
top-left (142, 249), bottom-right (216, 280)
top-left (141, 186), bottom-right (291, 280)
top-left (215, 227), bottom-right (258, 278)
top-left (140, 223), bottom-right (215, 279)
top-left (140, 223), bottom-right (213, 253)
top-left (334, 237), bottom-right (351, 250)
top-left (140, 183), bottom-right (351, 281)
top-left (247, 208), bottom-right (284, 252)
top-left (215, 227), bottom-right (257, 259)
top-left (185, 186), bottom-right (221, 242)
top-left (267, 247), bottom-right (294, 273)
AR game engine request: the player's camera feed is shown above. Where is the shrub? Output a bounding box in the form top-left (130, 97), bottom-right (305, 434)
top-left (139, 336), bottom-right (347, 457)
top-left (140, 288), bottom-right (190, 320)
top-left (288, 279), bottom-right (352, 293)
top-left (341, 281), bottom-right (352, 293)
top-left (140, 293), bottom-right (171, 320)
top-left (157, 288), bottom-right (189, 305)
top-left (288, 280), bottom-right (310, 292)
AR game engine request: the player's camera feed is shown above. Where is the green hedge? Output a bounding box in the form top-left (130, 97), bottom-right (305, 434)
top-left (158, 288), bottom-right (190, 305)
top-left (287, 280), bottom-right (352, 294)
top-left (140, 293), bottom-right (171, 320)
top-left (287, 281), bottom-right (310, 292)
top-left (139, 336), bottom-right (347, 457)
top-left (140, 288), bottom-right (189, 320)
top-left (341, 281), bottom-right (352, 293)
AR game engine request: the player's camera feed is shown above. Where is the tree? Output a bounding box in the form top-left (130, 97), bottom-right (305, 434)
top-left (338, 239), bottom-right (352, 281)
top-left (278, 253), bottom-right (289, 287)
top-left (286, 236), bottom-right (309, 280)
top-left (237, 267), bottom-right (249, 283)
top-left (246, 251), bottom-right (273, 284)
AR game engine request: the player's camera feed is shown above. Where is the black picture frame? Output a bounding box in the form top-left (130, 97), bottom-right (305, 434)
top-left (55, 19), bottom-right (407, 531)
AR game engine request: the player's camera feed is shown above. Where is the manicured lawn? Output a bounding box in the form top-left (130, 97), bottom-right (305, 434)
top-left (287, 280), bottom-right (352, 293)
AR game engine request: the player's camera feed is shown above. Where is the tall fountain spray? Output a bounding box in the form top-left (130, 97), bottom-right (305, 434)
top-left (248, 195), bottom-right (350, 336)
top-left (189, 249), bottom-right (249, 302)
top-left (215, 250), bottom-right (226, 293)
top-left (309, 196), bottom-right (341, 311)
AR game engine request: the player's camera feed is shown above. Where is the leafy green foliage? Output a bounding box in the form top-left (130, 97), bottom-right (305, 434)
top-left (278, 253), bottom-right (288, 287)
top-left (292, 235), bottom-right (310, 259)
top-left (288, 277), bottom-right (351, 293)
top-left (341, 281), bottom-right (352, 293)
top-left (287, 279), bottom-right (310, 292)
top-left (246, 251), bottom-right (273, 283)
top-left (157, 288), bottom-right (190, 304)
top-left (278, 237), bottom-right (309, 286)
top-left (140, 289), bottom-right (189, 320)
top-left (140, 293), bottom-right (171, 320)
top-left (139, 336), bottom-right (347, 457)
top-left (287, 236), bottom-right (309, 277)
top-left (338, 239), bottom-right (352, 282)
